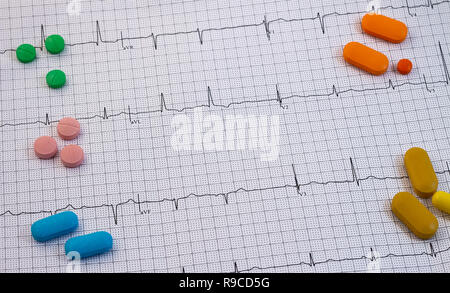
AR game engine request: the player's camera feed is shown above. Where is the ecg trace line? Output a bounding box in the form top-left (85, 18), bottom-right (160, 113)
top-left (0, 0), bottom-right (449, 55)
top-left (1, 41), bottom-right (449, 129)
top-left (1, 157), bottom-right (450, 225)
top-left (3, 151), bottom-right (449, 275)
top-left (3, 150), bottom-right (442, 273)
top-left (234, 243), bottom-right (450, 272)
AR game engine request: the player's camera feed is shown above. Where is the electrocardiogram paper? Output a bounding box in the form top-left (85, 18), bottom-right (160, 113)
top-left (1, 0), bottom-right (450, 273)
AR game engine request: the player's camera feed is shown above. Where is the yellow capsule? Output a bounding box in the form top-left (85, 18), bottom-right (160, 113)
top-left (391, 192), bottom-right (438, 240)
top-left (404, 147), bottom-right (438, 198)
top-left (432, 191), bottom-right (450, 214)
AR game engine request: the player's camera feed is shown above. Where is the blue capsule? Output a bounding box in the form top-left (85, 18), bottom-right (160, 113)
top-left (65, 231), bottom-right (113, 259)
top-left (31, 211), bottom-right (79, 242)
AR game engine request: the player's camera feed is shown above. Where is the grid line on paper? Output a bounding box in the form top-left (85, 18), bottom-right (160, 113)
top-left (2, 0), bottom-right (450, 273)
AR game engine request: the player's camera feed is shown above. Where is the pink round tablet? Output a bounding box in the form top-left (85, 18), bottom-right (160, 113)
top-left (60, 145), bottom-right (84, 168)
top-left (57, 117), bottom-right (80, 140)
top-left (34, 136), bottom-right (58, 159)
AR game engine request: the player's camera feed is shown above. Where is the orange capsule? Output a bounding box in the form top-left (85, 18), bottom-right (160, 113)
top-left (361, 13), bottom-right (408, 43)
top-left (343, 42), bottom-right (389, 75)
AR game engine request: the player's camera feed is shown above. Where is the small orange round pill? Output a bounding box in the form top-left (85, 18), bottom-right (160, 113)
top-left (60, 145), bottom-right (84, 168)
top-left (57, 117), bottom-right (80, 140)
top-left (397, 59), bottom-right (413, 75)
top-left (34, 136), bottom-right (58, 159)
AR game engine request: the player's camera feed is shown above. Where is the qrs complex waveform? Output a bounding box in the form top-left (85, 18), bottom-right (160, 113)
top-left (0, 41), bottom-right (449, 129)
top-left (0, 0), bottom-right (448, 55)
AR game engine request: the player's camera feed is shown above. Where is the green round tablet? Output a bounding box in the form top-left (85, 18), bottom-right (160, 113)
top-left (16, 44), bottom-right (36, 63)
top-left (45, 34), bottom-right (65, 54)
top-left (46, 70), bottom-right (66, 89)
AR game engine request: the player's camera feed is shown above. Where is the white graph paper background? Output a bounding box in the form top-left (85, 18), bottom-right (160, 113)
top-left (1, 0), bottom-right (450, 273)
